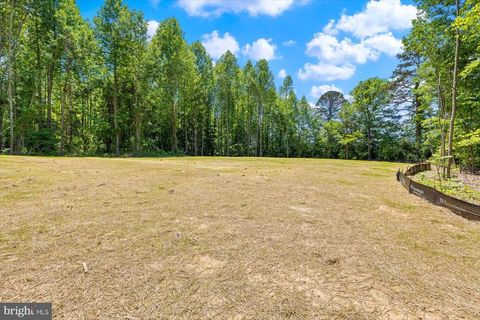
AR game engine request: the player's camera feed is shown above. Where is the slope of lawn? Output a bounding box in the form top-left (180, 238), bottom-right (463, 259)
top-left (1, 156), bottom-right (479, 319)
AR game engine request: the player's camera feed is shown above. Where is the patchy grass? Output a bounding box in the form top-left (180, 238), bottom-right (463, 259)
top-left (1, 156), bottom-right (480, 319)
top-left (382, 198), bottom-right (418, 212)
top-left (0, 232), bottom-right (7, 243)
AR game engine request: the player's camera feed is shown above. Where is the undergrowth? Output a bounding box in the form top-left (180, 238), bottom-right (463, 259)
top-left (414, 172), bottom-right (480, 205)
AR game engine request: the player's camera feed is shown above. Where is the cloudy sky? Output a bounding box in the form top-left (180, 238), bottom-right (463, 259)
top-left (77, 0), bottom-right (417, 104)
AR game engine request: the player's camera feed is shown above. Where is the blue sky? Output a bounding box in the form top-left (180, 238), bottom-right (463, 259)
top-left (77, 0), bottom-right (417, 104)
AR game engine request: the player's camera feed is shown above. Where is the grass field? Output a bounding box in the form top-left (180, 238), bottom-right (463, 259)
top-left (1, 156), bottom-right (480, 319)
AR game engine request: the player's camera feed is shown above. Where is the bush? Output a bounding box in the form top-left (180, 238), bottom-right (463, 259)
top-left (24, 128), bottom-right (58, 154)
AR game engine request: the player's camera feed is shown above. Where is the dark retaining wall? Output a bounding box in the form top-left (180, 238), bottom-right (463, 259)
top-left (396, 163), bottom-right (480, 221)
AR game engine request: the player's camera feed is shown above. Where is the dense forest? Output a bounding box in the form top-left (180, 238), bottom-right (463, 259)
top-left (0, 0), bottom-right (479, 175)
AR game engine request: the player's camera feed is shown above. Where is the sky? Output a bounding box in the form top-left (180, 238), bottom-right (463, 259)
top-left (76, 0), bottom-right (418, 104)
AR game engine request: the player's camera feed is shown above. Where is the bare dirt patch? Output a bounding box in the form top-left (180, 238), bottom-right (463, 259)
top-left (1, 156), bottom-right (480, 319)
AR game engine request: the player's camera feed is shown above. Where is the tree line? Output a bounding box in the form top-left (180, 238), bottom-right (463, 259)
top-left (0, 0), bottom-right (479, 174)
top-left (392, 0), bottom-right (480, 176)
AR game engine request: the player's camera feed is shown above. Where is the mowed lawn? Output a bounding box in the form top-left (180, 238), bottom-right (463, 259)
top-left (1, 156), bottom-right (479, 319)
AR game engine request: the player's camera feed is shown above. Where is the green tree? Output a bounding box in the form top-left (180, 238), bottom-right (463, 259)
top-left (3, 0), bottom-right (32, 153)
top-left (254, 59), bottom-right (275, 157)
top-left (237, 60), bottom-right (258, 156)
top-left (214, 51), bottom-right (239, 156)
top-left (190, 41), bottom-right (214, 155)
top-left (95, 0), bottom-right (144, 155)
top-left (278, 75), bottom-right (297, 157)
top-left (315, 91), bottom-right (346, 122)
top-left (391, 34), bottom-right (426, 157)
top-left (148, 18), bottom-right (192, 153)
top-left (351, 78), bottom-right (393, 160)
top-left (338, 102), bottom-right (362, 160)
top-left (296, 96), bottom-right (315, 157)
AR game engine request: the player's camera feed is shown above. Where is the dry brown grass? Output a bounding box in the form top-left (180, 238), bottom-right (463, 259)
top-left (1, 156), bottom-right (480, 319)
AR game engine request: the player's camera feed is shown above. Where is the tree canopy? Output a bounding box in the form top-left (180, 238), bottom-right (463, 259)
top-left (1, 0), bottom-right (479, 172)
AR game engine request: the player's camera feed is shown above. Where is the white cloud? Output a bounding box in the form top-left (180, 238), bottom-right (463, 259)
top-left (305, 31), bottom-right (403, 66)
top-left (278, 68), bottom-right (287, 79)
top-left (310, 84), bottom-right (343, 99)
top-left (149, 0), bottom-right (160, 9)
top-left (298, 31), bottom-right (402, 81)
top-left (298, 63), bottom-right (355, 81)
top-left (362, 32), bottom-right (403, 56)
top-left (177, 0), bottom-right (297, 17)
top-left (333, 0), bottom-right (417, 38)
top-left (201, 31), bottom-right (240, 60)
top-left (322, 20), bottom-right (337, 36)
top-left (298, 0), bottom-right (411, 82)
top-left (282, 40), bottom-right (296, 47)
top-left (306, 32), bottom-right (376, 65)
top-left (242, 38), bottom-right (278, 61)
top-left (147, 20), bottom-right (160, 40)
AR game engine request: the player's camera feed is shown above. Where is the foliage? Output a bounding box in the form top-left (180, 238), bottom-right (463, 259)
top-left (414, 171), bottom-right (480, 205)
top-left (315, 91), bottom-right (346, 122)
top-left (0, 0), bottom-right (478, 167)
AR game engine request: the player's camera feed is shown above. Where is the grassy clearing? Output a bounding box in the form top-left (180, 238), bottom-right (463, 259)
top-left (1, 156), bottom-right (480, 319)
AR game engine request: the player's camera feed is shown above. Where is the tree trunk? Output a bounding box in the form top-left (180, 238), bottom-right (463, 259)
top-left (194, 120), bottom-right (198, 156)
top-left (81, 96), bottom-right (86, 153)
top-left (258, 105), bottom-right (263, 157)
top-left (60, 53), bottom-right (72, 154)
top-left (34, 21), bottom-right (44, 126)
top-left (446, 0), bottom-right (461, 179)
top-left (437, 73), bottom-right (447, 176)
top-left (414, 81), bottom-right (422, 153)
top-left (285, 122), bottom-right (289, 158)
top-left (47, 3), bottom-right (58, 128)
top-left (7, 6), bottom-right (15, 155)
top-left (201, 113), bottom-right (206, 156)
top-left (367, 127), bottom-right (372, 160)
top-left (184, 116), bottom-right (188, 154)
top-left (113, 65), bottom-right (120, 156)
top-left (60, 81), bottom-right (66, 154)
top-left (47, 62), bottom-right (54, 127)
top-left (171, 98), bottom-right (177, 153)
top-left (226, 103), bottom-right (230, 156)
top-left (0, 104), bottom-right (4, 152)
top-left (6, 0), bottom-right (28, 154)
top-left (67, 79), bottom-right (73, 148)
top-left (134, 91), bottom-right (142, 153)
